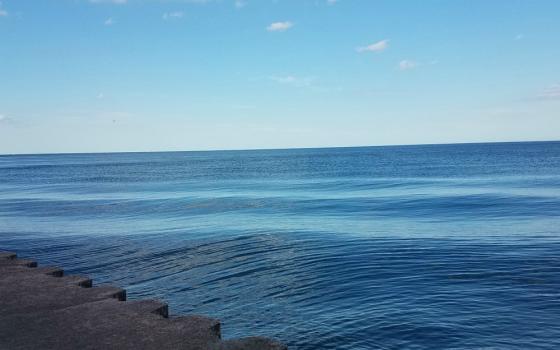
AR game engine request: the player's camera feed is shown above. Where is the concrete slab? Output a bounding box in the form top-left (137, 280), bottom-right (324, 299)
top-left (0, 251), bottom-right (287, 350)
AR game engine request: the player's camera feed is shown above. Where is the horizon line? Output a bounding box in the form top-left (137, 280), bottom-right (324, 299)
top-left (1, 139), bottom-right (559, 157)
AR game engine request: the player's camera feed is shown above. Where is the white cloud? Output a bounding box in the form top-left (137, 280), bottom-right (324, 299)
top-left (163, 11), bottom-right (184, 20)
top-left (0, 114), bottom-right (12, 123)
top-left (266, 21), bottom-right (293, 32)
top-left (398, 60), bottom-right (418, 71)
top-left (0, 1), bottom-right (7, 16)
top-left (104, 17), bottom-right (115, 25)
top-left (270, 75), bottom-right (297, 84)
top-left (235, 0), bottom-right (247, 8)
top-left (539, 84), bottom-right (560, 99)
top-left (356, 39), bottom-right (389, 53)
top-left (269, 75), bottom-right (314, 87)
top-left (231, 104), bottom-right (256, 110)
top-left (90, 0), bottom-right (127, 4)
top-left (327, 0), bottom-right (338, 5)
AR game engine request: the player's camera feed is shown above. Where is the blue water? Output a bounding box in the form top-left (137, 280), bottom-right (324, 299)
top-left (1, 141), bottom-right (560, 349)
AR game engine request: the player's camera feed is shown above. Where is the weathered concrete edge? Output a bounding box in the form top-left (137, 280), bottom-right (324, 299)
top-left (0, 251), bottom-right (287, 350)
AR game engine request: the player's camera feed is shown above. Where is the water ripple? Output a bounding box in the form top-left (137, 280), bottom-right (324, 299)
top-left (1, 142), bottom-right (560, 349)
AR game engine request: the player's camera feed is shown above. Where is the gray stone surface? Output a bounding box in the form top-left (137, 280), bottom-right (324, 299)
top-left (0, 251), bottom-right (287, 350)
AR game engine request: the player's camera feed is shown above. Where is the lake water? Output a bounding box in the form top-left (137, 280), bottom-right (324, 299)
top-left (1, 141), bottom-right (559, 349)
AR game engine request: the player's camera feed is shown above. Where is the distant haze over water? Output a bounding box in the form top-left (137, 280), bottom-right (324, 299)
top-left (1, 141), bottom-right (560, 349)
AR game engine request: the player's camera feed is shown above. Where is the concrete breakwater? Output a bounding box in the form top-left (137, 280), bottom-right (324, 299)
top-left (0, 251), bottom-right (287, 350)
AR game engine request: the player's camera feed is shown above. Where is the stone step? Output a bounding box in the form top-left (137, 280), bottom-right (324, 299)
top-left (0, 251), bottom-right (287, 350)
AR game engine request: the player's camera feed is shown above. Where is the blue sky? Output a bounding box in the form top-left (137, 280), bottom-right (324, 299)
top-left (0, 0), bottom-right (559, 154)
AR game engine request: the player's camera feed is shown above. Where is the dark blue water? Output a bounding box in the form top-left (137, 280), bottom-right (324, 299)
top-left (1, 141), bottom-right (560, 349)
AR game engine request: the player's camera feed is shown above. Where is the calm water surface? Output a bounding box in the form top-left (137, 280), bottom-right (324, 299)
top-left (1, 142), bottom-right (560, 349)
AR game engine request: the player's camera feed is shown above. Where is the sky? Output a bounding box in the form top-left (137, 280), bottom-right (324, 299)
top-left (0, 0), bottom-right (559, 154)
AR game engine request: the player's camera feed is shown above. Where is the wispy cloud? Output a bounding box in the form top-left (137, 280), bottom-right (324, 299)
top-left (267, 21), bottom-right (293, 32)
top-left (90, 0), bottom-right (127, 4)
top-left (231, 104), bottom-right (256, 110)
top-left (514, 34), bottom-right (524, 41)
top-left (398, 60), bottom-right (418, 71)
top-left (161, 0), bottom-right (216, 4)
top-left (539, 84), bottom-right (560, 100)
top-left (270, 75), bottom-right (298, 84)
top-left (269, 75), bottom-right (314, 87)
top-left (104, 17), bottom-right (115, 25)
top-left (234, 0), bottom-right (247, 8)
top-left (163, 11), bottom-right (184, 20)
top-left (356, 39), bottom-right (389, 53)
top-left (0, 1), bottom-right (8, 17)
top-left (0, 114), bottom-right (13, 124)
top-left (326, 0), bottom-right (338, 5)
